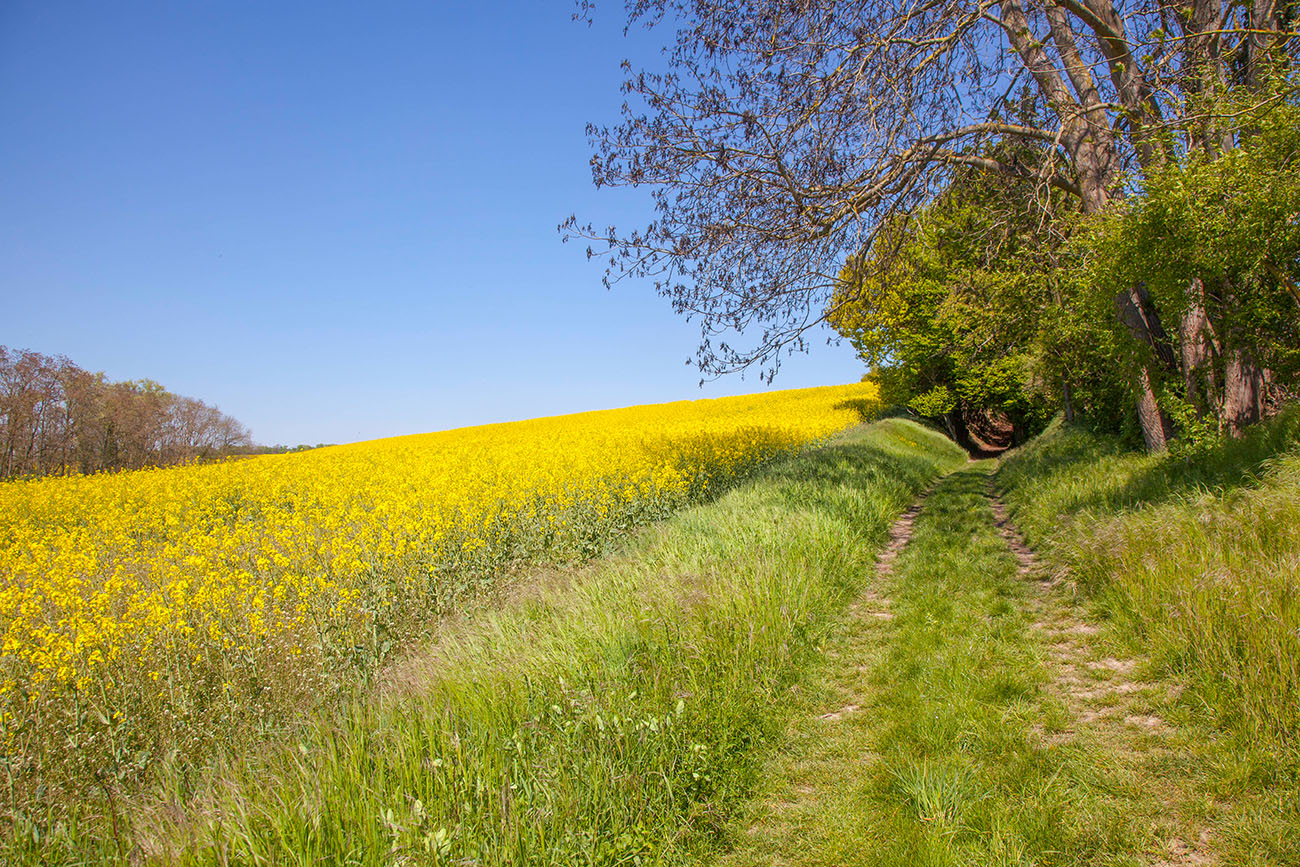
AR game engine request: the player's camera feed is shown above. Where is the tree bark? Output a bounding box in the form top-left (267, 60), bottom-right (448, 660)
top-left (582, 1), bottom-right (1285, 451)
top-left (943, 406), bottom-right (977, 454)
top-left (1178, 278), bottom-right (1221, 418)
top-left (1222, 347), bottom-right (1264, 436)
top-left (1115, 284), bottom-right (1177, 450)
top-left (1133, 366), bottom-right (1175, 451)
top-left (1001, 3), bottom-right (1178, 451)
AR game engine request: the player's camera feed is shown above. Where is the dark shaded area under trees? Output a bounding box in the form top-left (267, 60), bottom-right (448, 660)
top-left (567, 0), bottom-right (1300, 453)
top-left (0, 346), bottom-right (252, 480)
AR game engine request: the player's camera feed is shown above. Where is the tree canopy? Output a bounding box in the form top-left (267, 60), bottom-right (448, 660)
top-left (568, 0), bottom-right (1298, 448)
top-left (0, 346), bottom-right (251, 479)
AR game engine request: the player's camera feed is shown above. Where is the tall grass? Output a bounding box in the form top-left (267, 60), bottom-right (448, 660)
top-left (18, 420), bottom-right (965, 864)
top-left (997, 406), bottom-right (1300, 744)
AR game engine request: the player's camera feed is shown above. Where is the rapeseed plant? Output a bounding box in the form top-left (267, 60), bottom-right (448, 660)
top-left (0, 382), bottom-right (879, 848)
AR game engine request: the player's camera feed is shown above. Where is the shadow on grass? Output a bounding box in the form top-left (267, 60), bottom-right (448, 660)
top-left (761, 420), bottom-right (967, 516)
top-left (999, 404), bottom-right (1300, 526)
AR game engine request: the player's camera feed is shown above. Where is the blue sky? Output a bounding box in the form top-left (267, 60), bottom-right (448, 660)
top-left (1, 1), bottom-right (865, 445)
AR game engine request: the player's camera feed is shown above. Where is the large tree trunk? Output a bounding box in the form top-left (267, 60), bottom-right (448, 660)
top-left (1133, 366), bottom-right (1175, 451)
top-left (1179, 278), bottom-right (1221, 418)
top-left (1004, 1), bottom-right (1193, 452)
top-left (942, 406), bottom-right (977, 454)
top-left (1115, 284), bottom-right (1177, 451)
top-left (1222, 347), bottom-right (1264, 436)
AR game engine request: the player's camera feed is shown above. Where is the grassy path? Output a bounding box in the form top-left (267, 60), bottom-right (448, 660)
top-left (718, 463), bottom-right (1215, 867)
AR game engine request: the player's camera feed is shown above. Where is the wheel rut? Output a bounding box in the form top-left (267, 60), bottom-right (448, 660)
top-left (849, 484), bottom-right (935, 624)
top-left (723, 480), bottom-right (946, 861)
top-left (873, 485), bottom-right (932, 580)
top-left (987, 475), bottom-right (1217, 866)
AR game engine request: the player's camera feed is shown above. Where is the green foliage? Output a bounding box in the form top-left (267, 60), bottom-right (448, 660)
top-left (827, 147), bottom-right (1114, 440)
top-left (1159, 385), bottom-right (1222, 459)
top-left (907, 384), bottom-right (955, 418)
top-left (833, 81), bottom-right (1300, 446)
top-left (1079, 90), bottom-right (1300, 384)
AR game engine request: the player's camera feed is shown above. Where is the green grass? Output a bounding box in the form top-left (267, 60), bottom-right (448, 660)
top-left (720, 465), bottom-right (1181, 867)
top-left (13, 419), bottom-right (965, 864)
top-left (997, 407), bottom-right (1300, 862)
top-left (995, 405), bottom-right (1300, 549)
top-left (997, 408), bottom-right (1300, 742)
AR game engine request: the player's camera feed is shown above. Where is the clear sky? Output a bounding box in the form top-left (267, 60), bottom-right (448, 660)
top-left (1, 1), bottom-right (865, 446)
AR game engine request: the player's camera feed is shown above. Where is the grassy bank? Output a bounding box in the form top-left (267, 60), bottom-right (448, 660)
top-left (21, 419), bottom-right (964, 864)
top-left (997, 408), bottom-right (1300, 858)
top-left (997, 408), bottom-right (1300, 741)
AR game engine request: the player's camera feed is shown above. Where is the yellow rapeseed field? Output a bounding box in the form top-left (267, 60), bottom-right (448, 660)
top-left (0, 382), bottom-right (877, 815)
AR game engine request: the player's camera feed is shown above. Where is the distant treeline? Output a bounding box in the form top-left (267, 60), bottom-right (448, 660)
top-left (226, 442), bottom-right (334, 456)
top-left (0, 346), bottom-right (252, 480)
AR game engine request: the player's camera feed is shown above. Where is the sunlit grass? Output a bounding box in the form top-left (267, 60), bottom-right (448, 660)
top-left (720, 466), bottom-right (1166, 866)
top-left (997, 407), bottom-right (1300, 860)
top-left (997, 406), bottom-right (1300, 742)
top-left (107, 420), bottom-right (962, 865)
